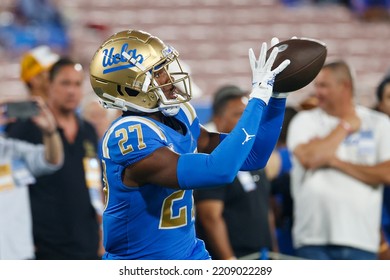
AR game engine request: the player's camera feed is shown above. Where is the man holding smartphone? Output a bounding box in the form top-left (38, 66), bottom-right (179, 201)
top-left (0, 96), bottom-right (63, 259)
top-left (7, 58), bottom-right (103, 260)
top-left (5, 45), bottom-right (59, 135)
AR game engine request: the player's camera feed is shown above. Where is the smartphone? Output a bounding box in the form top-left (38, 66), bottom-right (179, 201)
top-left (5, 101), bottom-right (39, 119)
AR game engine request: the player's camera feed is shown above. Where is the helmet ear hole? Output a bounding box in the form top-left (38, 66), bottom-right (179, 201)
top-left (124, 87), bottom-right (139, 97)
top-left (115, 85), bottom-right (139, 97)
top-left (116, 85), bottom-right (124, 96)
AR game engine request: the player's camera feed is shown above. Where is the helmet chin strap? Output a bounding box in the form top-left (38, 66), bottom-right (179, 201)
top-left (153, 87), bottom-right (180, 116)
top-left (101, 93), bottom-right (159, 113)
top-left (159, 103), bottom-right (180, 117)
top-left (101, 92), bottom-right (180, 116)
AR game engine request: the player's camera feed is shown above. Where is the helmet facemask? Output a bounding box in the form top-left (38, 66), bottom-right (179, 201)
top-left (122, 45), bottom-right (192, 116)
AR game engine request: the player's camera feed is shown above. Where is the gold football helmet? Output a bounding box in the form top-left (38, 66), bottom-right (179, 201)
top-left (90, 30), bottom-right (192, 116)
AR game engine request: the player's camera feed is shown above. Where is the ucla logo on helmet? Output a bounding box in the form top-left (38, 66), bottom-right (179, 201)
top-left (102, 43), bottom-right (144, 74)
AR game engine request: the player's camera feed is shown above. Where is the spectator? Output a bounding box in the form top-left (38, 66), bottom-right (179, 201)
top-left (6, 45), bottom-right (59, 136)
top-left (269, 106), bottom-right (298, 257)
top-left (375, 76), bottom-right (390, 259)
top-left (375, 76), bottom-right (390, 117)
top-left (19, 45), bottom-right (59, 101)
top-left (287, 60), bottom-right (390, 259)
top-left (6, 58), bottom-right (103, 259)
top-left (194, 85), bottom-right (278, 260)
top-left (0, 96), bottom-right (63, 259)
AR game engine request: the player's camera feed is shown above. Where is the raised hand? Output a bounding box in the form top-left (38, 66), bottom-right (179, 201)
top-left (248, 41), bottom-right (290, 104)
top-left (31, 97), bottom-right (57, 135)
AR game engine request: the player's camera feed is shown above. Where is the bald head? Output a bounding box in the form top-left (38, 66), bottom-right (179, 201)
top-left (314, 60), bottom-right (356, 117)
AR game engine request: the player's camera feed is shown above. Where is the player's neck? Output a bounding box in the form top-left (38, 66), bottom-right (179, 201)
top-left (148, 112), bottom-right (164, 122)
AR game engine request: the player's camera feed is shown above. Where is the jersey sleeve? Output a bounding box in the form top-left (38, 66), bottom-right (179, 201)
top-left (100, 116), bottom-right (168, 166)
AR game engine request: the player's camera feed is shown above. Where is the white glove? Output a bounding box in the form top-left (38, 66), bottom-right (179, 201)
top-left (249, 41), bottom-right (290, 104)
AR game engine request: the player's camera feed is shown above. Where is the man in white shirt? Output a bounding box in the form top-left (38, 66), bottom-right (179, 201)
top-left (287, 61), bottom-right (390, 259)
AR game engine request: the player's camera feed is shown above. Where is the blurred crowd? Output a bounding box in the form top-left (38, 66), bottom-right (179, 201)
top-left (0, 0), bottom-right (69, 55)
top-left (282, 0), bottom-right (390, 21)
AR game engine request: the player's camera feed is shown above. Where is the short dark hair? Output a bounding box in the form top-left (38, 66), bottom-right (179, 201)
top-left (212, 85), bottom-right (248, 117)
top-left (376, 76), bottom-right (390, 102)
top-left (49, 57), bottom-right (77, 82)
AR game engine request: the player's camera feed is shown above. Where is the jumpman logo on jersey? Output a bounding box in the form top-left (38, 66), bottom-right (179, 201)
top-left (242, 128), bottom-right (255, 145)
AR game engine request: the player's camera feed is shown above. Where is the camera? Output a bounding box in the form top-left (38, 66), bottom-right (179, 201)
top-left (5, 101), bottom-right (39, 119)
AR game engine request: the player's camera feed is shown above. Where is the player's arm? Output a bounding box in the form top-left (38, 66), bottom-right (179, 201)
top-left (198, 98), bottom-right (287, 171)
top-left (196, 126), bottom-right (220, 154)
top-left (239, 37), bottom-right (295, 171)
top-left (125, 44), bottom-right (290, 190)
top-left (240, 97), bottom-right (286, 170)
top-left (177, 44), bottom-right (289, 190)
top-left (199, 41), bottom-right (290, 169)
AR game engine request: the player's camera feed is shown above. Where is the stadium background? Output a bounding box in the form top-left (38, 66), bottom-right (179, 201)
top-left (0, 0), bottom-right (389, 123)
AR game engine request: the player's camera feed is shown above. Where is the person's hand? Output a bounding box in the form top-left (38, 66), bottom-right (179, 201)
top-left (341, 112), bottom-right (361, 135)
top-left (248, 41), bottom-right (290, 104)
top-left (31, 97), bottom-right (58, 136)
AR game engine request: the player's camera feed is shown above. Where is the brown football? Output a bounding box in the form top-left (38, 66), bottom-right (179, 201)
top-left (267, 38), bottom-right (327, 93)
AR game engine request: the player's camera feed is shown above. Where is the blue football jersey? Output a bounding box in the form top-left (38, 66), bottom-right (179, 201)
top-left (100, 103), bottom-right (210, 260)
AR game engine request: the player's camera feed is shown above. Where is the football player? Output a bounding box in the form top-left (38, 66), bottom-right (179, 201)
top-left (90, 30), bottom-right (290, 259)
